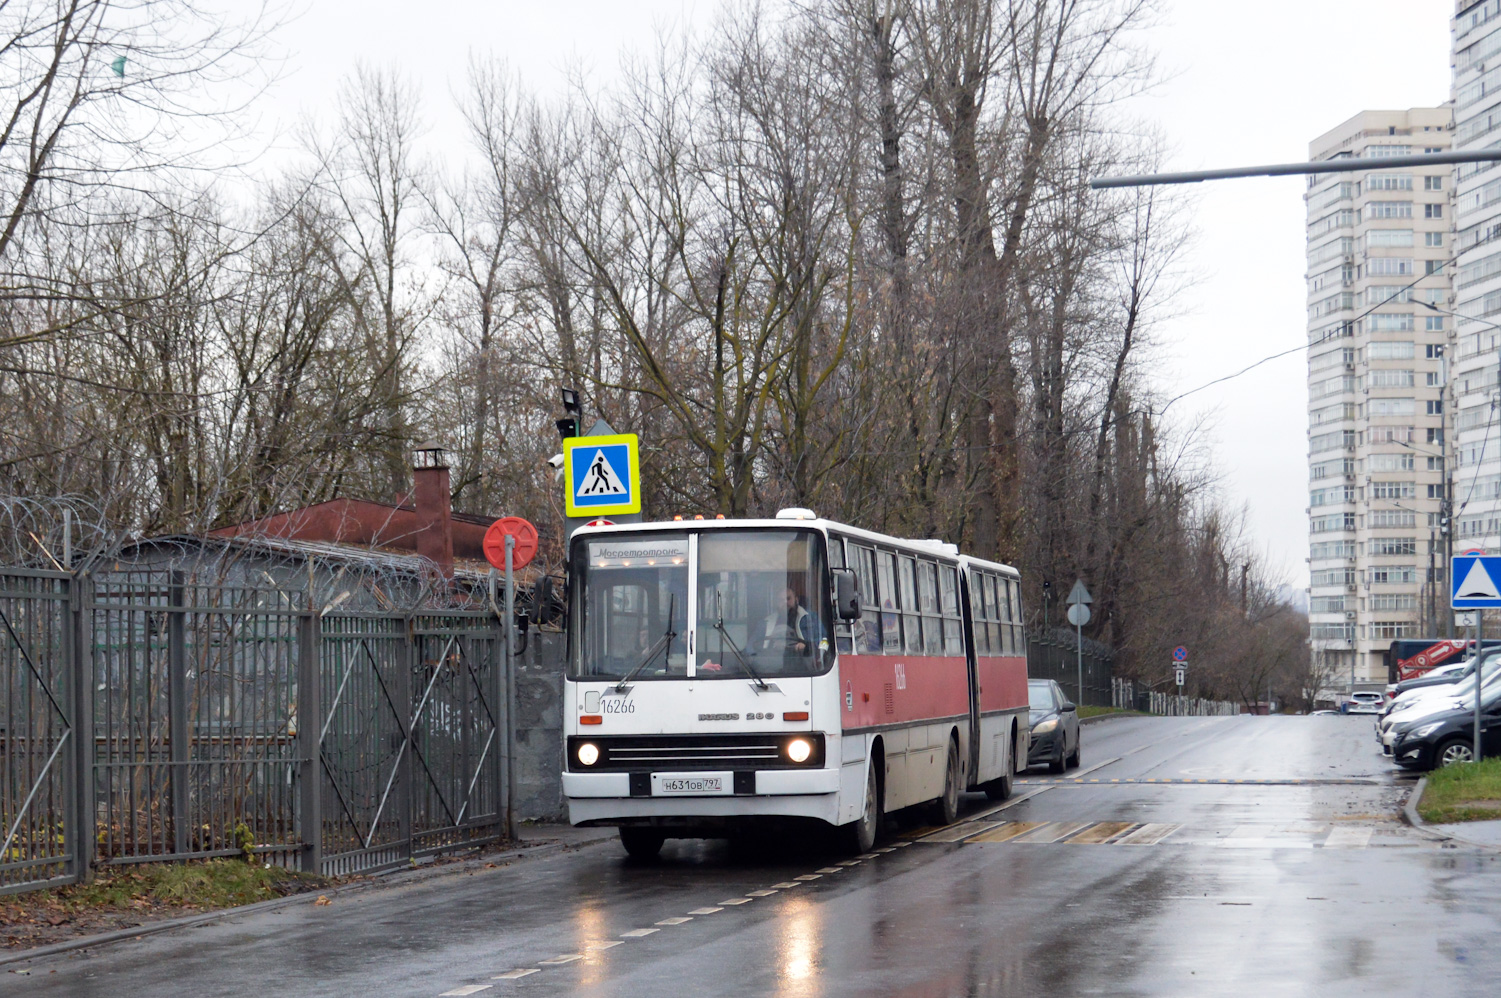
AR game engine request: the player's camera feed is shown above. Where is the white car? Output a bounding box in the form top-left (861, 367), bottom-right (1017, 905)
top-left (1345, 691), bottom-right (1384, 714)
top-left (1379, 670), bottom-right (1501, 754)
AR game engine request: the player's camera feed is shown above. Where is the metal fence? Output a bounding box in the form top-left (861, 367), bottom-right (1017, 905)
top-left (1, 570), bottom-right (512, 896)
top-left (1028, 628), bottom-right (1114, 707)
top-left (1110, 678), bottom-right (1239, 716)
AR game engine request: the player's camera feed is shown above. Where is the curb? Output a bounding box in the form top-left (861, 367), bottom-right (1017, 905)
top-left (1, 829), bottom-right (617, 971)
top-left (1080, 711), bottom-right (1147, 726)
top-left (1400, 776), bottom-right (1501, 851)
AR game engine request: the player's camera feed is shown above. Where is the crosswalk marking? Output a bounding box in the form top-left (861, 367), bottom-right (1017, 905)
top-left (915, 819), bottom-right (1414, 849)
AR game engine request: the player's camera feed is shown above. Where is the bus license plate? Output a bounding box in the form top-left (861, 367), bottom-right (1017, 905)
top-left (653, 773), bottom-right (732, 796)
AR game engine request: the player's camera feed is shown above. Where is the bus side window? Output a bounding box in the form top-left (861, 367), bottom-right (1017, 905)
top-left (982, 575), bottom-right (1001, 655)
top-left (852, 544), bottom-right (882, 654)
top-left (898, 555), bottom-right (922, 655)
top-left (877, 550), bottom-right (902, 653)
top-left (969, 573), bottom-right (989, 656)
top-left (1007, 577), bottom-right (1024, 654)
top-left (996, 575), bottom-right (1014, 655)
top-left (939, 566), bottom-right (963, 655)
top-left (918, 561), bottom-right (943, 655)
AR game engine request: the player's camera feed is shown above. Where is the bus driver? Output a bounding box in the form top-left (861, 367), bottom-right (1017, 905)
top-left (762, 587), bottom-right (816, 657)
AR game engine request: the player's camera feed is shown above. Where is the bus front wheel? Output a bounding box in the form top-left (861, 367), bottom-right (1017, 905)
top-left (843, 761), bottom-right (881, 853)
top-left (619, 827), bottom-right (665, 859)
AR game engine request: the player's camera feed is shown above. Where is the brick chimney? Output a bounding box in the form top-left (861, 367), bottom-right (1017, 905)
top-left (412, 443), bottom-right (454, 578)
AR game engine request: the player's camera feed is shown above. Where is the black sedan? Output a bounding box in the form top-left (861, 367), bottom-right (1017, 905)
top-left (1026, 679), bottom-right (1080, 774)
top-left (1391, 694), bottom-right (1501, 770)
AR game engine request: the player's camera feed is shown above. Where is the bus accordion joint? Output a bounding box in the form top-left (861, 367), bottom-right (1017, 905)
top-left (579, 715), bottom-right (603, 725)
top-left (782, 711), bottom-right (810, 721)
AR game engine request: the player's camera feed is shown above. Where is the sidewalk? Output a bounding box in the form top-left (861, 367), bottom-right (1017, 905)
top-left (1401, 777), bottom-right (1501, 850)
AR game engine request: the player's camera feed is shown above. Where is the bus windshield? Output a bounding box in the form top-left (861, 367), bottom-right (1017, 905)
top-left (695, 530), bottom-right (830, 678)
top-left (568, 528), bottom-right (831, 680)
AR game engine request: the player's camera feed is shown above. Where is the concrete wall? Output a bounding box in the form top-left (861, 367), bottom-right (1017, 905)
top-left (513, 631), bottom-right (566, 821)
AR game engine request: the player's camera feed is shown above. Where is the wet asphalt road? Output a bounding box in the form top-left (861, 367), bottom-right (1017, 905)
top-left (9, 714), bottom-right (1501, 997)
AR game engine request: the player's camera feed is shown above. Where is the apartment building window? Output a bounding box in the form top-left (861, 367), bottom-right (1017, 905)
top-left (1366, 230), bottom-right (1414, 248)
top-left (1369, 537), bottom-right (1417, 556)
top-left (1368, 426), bottom-right (1414, 444)
top-left (1369, 173), bottom-right (1414, 191)
top-left (1311, 429), bottom-right (1358, 453)
top-left (1426, 399), bottom-right (1444, 415)
top-left (1308, 596), bottom-right (1347, 614)
top-left (1311, 624), bottom-right (1355, 642)
top-left (1371, 594), bottom-right (1418, 611)
top-left (1425, 175), bottom-right (1443, 191)
top-left (1369, 566), bottom-right (1418, 584)
top-left (1367, 370), bottom-right (1415, 389)
top-left (1367, 314), bottom-right (1414, 332)
top-left (1426, 316), bottom-right (1444, 331)
top-left (1426, 372), bottom-right (1443, 386)
top-left (1427, 457), bottom-right (1444, 471)
top-left (1427, 428), bottom-right (1444, 445)
top-left (1427, 260), bottom-right (1445, 275)
top-left (1370, 622), bottom-right (1416, 640)
top-left (1369, 341), bottom-right (1415, 360)
top-left (1367, 399), bottom-right (1415, 418)
top-left (1425, 203), bottom-right (1444, 219)
top-left (1310, 540), bottom-right (1358, 559)
top-left (1367, 201), bottom-right (1412, 219)
top-left (1366, 286), bottom-right (1412, 305)
top-left (1368, 510), bottom-right (1416, 528)
top-left (1367, 257), bottom-right (1413, 276)
top-left (1428, 483), bottom-right (1446, 499)
top-left (1368, 453), bottom-right (1415, 471)
top-left (1426, 231), bottom-right (1444, 247)
top-left (1368, 480), bottom-right (1415, 500)
top-left (1311, 513), bottom-right (1357, 533)
top-left (1312, 402), bottom-right (1359, 424)
top-left (1310, 568), bottom-right (1357, 586)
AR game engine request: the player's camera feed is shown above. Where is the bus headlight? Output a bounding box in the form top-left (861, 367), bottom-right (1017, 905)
top-left (786, 738), bottom-right (812, 763)
top-left (577, 742), bottom-right (600, 766)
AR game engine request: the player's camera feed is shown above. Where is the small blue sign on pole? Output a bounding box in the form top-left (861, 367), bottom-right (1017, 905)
top-left (1451, 554), bottom-right (1501, 609)
top-left (1172, 646), bottom-right (1188, 662)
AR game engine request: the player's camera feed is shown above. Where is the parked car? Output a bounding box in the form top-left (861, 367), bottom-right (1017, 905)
top-left (1384, 660), bottom-right (1469, 702)
top-left (1343, 691), bottom-right (1384, 714)
top-left (1380, 665), bottom-right (1501, 754)
top-left (1391, 693), bottom-right (1501, 770)
top-left (1026, 679), bottom-right (1080, 774)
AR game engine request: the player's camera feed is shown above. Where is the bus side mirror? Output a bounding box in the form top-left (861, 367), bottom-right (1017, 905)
top-left (832, 569), bottom-right (861, 621)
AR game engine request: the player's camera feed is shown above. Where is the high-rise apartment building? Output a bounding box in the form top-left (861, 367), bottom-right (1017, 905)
top-left (1306, 109), bottom-right (1454, 693)
top-left (1451, 3), bottom-right (1501, 571)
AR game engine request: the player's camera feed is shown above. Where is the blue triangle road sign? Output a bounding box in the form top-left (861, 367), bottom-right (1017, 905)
top-left (1452, 554), bottom-right (1501, 608)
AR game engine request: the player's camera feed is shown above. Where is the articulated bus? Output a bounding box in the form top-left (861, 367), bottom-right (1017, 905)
top-left (561, 509), bottom-right (1030, 856)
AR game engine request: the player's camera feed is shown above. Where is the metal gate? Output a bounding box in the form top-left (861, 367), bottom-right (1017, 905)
top-left (0, 569), bottom-right (78, 894)
top-left (313, 612), bottom-right (505, 876)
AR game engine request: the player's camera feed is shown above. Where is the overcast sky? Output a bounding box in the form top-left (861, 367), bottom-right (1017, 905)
top-left (257, 1), bottom-right (1454, 585)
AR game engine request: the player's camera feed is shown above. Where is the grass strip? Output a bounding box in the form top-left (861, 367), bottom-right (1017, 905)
top-left (1077, 706), bottom-right (1143, 719)
top-left (1418, 757), bottom-right (1501, 824)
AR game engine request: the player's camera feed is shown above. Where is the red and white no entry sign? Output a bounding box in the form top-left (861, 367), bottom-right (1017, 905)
top-left (483, 517), bottom-right (538, 570)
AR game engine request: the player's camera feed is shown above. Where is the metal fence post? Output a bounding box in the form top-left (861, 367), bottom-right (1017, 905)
top-left (399, 617), bottom-right (414, 861)
top-left (297, 612), bottom-right (322, 874)
top-left (168, 571), bottom-right (189, 857)
top-left (69, 571), bottom-right (94, 884)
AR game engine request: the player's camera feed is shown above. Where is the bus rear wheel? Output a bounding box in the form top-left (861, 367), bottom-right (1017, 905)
top-left (842, 761), bottom-right (881, 853)
top-left (927, 738), bottom-right (961, 825)
top-left (619, 827), bottom-right (665, 859)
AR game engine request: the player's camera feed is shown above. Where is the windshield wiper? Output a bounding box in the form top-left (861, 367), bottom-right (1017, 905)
top-left (712, 590), bottom-right (769, 691)
top-left (614, 593), bottom-right (676, 693)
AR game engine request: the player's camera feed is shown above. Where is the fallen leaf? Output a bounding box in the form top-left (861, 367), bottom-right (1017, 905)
top-left (313, 895), bottom-right (331, 906)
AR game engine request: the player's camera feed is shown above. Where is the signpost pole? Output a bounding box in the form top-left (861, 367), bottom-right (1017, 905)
top-left (504, 535), bottom-right (517, 839)
top-left (1076, 616), bottom-right (1084, 708)
top-left (1477, 609), bottom-right (1484, 762)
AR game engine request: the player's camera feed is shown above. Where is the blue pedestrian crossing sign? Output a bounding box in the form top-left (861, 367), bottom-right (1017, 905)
top-left (564, 434), bottom-right (641, 518)
top-left (1452, 554), bottom-right (1501, 608)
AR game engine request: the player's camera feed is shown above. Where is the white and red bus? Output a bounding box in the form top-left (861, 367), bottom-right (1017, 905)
top-left (561, 509), bottom-right (1030, 855)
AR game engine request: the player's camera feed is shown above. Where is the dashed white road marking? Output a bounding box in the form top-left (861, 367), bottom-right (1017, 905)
top-left (837, 859), bottom-right (862, 866)
top-left (746, 889), bottom-right (779, 896)
top-left (490, 969), bottom-right (539, 980)
top-left (687, 907), bottom-right (723, 915)
top-left (440, 987), bottom-right (492, 996)
top-left (620, 928), bottom-right (659, 938)
top-left (655, 916), bottom-right (693, 925)
top-left (719, 898), bottom-right (753, 905)
top-left (585, 941), bottom-right (624, 951)
top-left (537, 954), bottom-right (582, 966)
top-left (794, 874), bottom-right (822, 881)
top-left (1325, 826), bottom-right (1374, 848)
top-left (814, 866), bottom-right (842, 873)
top-left (768, 881), bottom-right (800, 889)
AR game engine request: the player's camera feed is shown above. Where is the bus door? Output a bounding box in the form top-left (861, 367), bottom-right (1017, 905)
top-left (957, 568), bottom-right (982, 779)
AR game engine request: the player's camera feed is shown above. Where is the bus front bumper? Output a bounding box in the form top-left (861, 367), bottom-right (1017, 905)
top-left (563, 768), bottom-right (843, 826)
